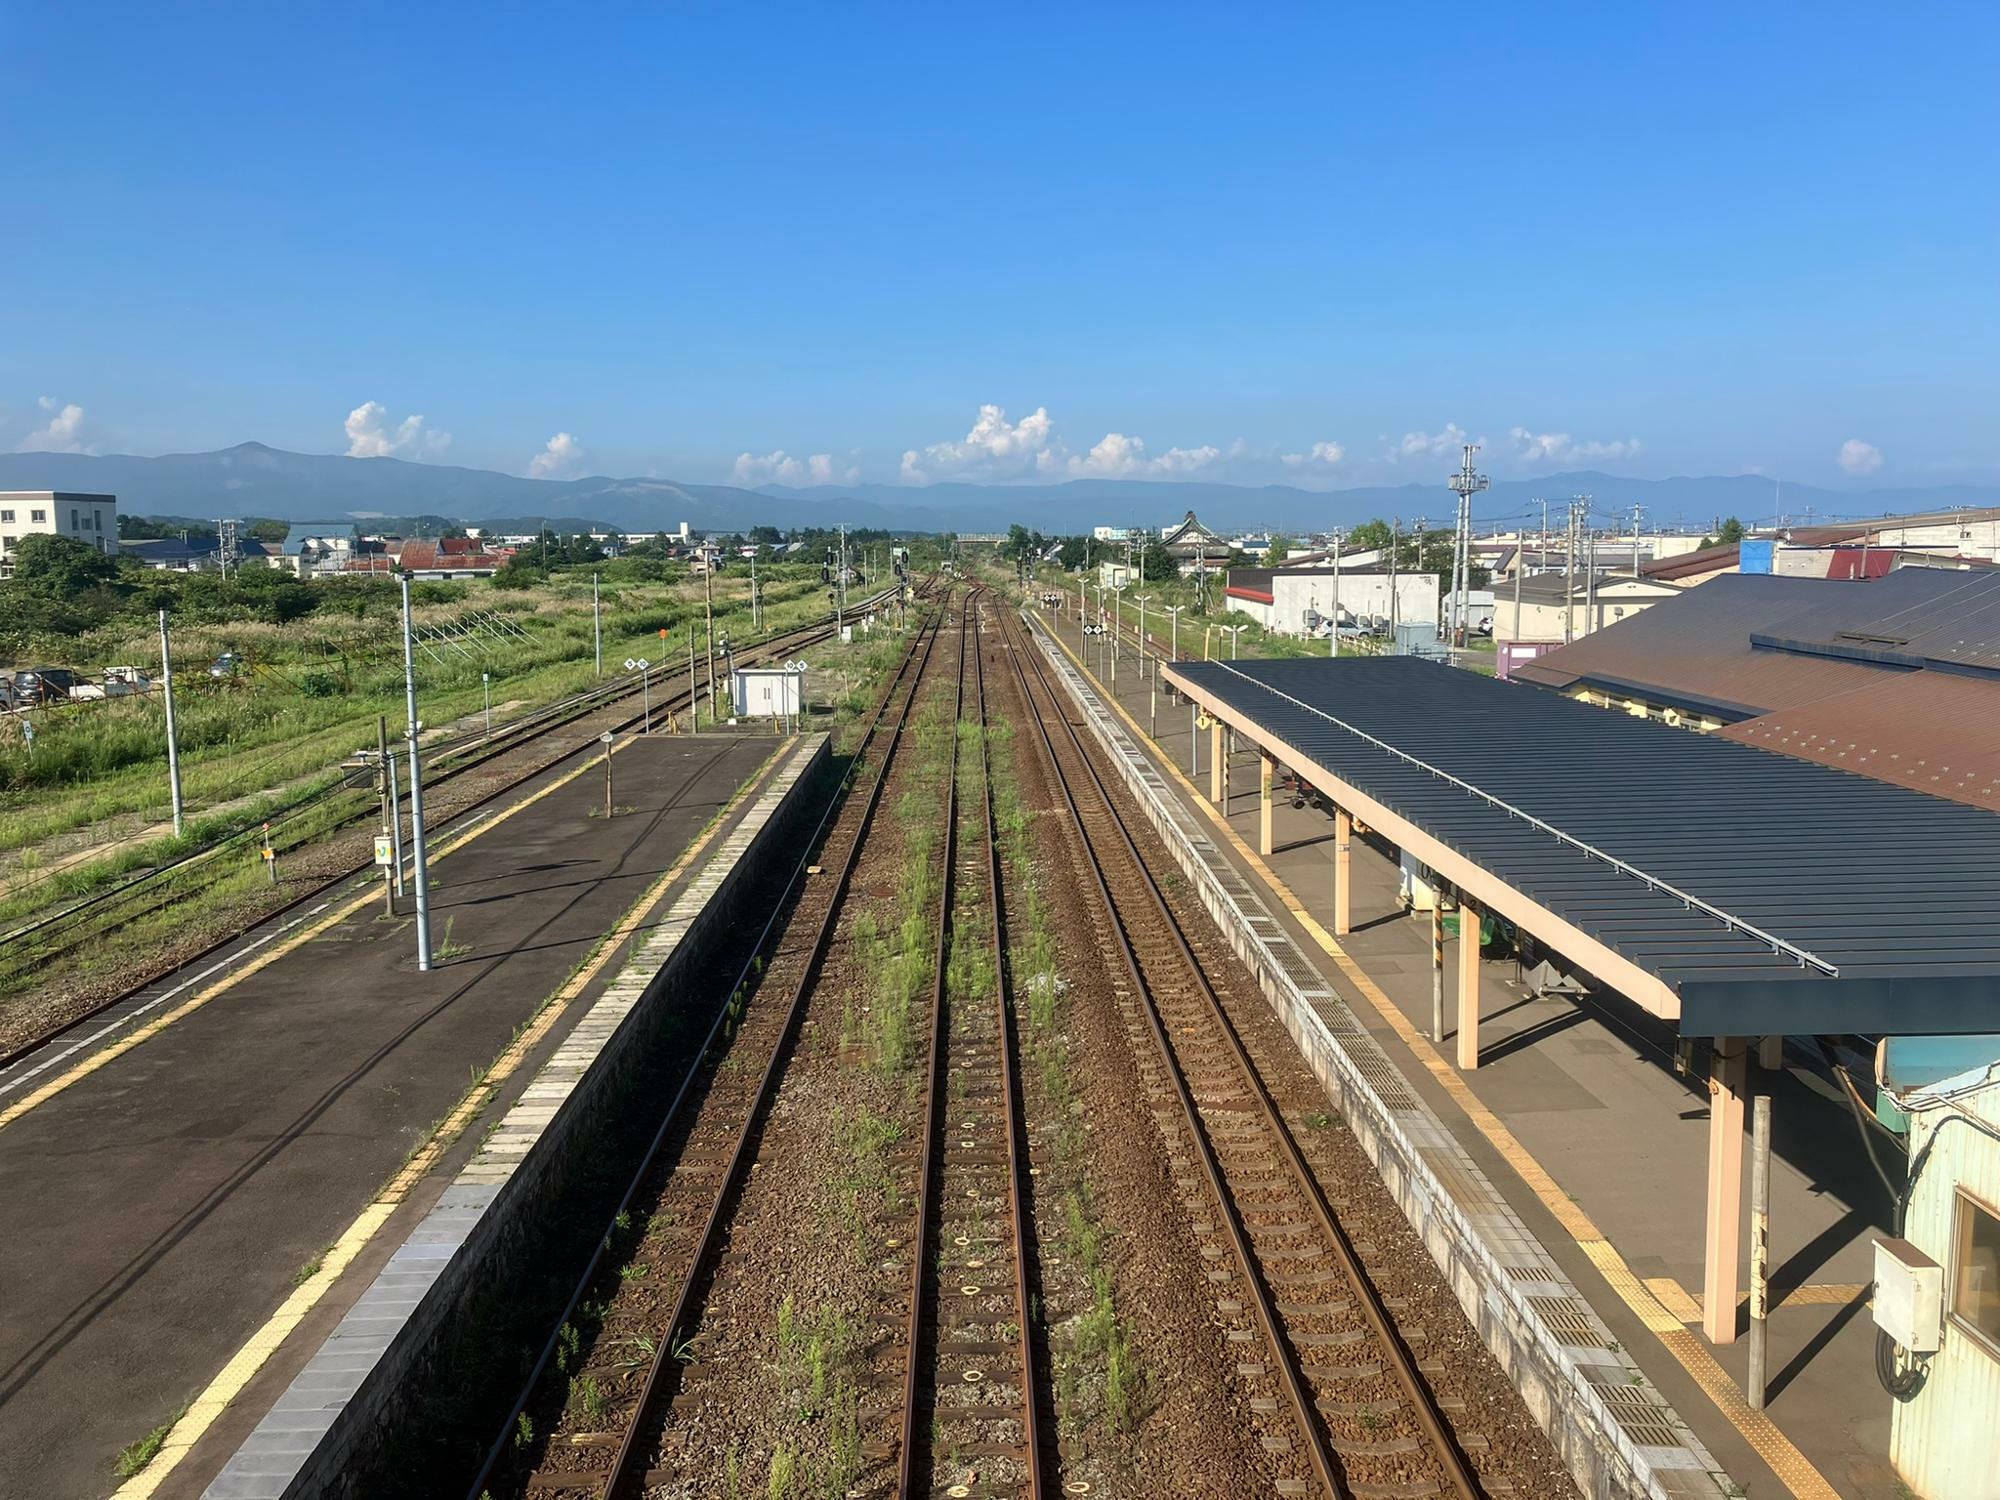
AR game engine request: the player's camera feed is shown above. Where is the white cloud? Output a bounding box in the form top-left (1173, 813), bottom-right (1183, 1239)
top-left (344, 400), bottom-right (450, 459)
top-left (16, 396), bottom-right (93, 454)
top-left (1389, 423), bottom-right (1472, 461)
top-left (529, 431), bottom-right (591, 479)
top-left (901, 403), bottom-right (1060, 483)
top-left (1065, 432), bottom-right (1220, 478)
top-left (1838, 438), bottom-right (1883, 475)
top-left (1508, 426), bottom-right (1643, 464)
top-left (1281, 440), bottom-right (1346, 469)
top-left (900, 402), bottom-right (1224, 484)
top-left (733, 449), bottom-right (861, 487)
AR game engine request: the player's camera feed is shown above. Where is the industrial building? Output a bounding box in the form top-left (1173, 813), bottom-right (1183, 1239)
top-left (0, 490), bottom-right (118, 575)
top-left (1222, 564), bottom-right (1440, 636)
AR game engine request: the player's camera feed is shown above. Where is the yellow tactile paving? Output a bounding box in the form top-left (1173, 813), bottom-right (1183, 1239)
top-left (2, 732), bottom-right (656, 1134)
top-left (111, 739), bottom-right (788, 1498)
top-left (1039, 616), bottom-right (1841, 1500)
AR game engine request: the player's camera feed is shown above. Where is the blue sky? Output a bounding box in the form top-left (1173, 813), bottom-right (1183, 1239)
top-left (3, 2), bottom-right (1995, 491)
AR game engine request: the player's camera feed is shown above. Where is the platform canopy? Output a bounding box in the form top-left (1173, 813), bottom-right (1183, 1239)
top-left (1166, 655), bottom-right (2000, 1036)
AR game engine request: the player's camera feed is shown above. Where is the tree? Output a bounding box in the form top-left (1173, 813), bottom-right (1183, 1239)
top-left (244, 518), bottom-right (291, 544)
top-left (1139, 541), bottom-right (1178, 583)
top-left (10, 534), bottom-right (122, 595)
top-left (1715, 516), bottom-right (1747, 545)
top-left (1264, 535), bottom-right (1292, 565)
top-left (1347, 519), bottom-right (1393, 553)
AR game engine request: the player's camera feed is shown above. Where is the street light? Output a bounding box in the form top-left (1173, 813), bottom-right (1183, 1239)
top-left (1221, 622), bottom-right (1248, 659)
top-left (1134, 593), bottom-right (1154, 681)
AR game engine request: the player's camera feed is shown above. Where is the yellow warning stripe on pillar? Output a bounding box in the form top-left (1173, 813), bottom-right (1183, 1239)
top-left (1035, 618), bottom-right (1841, 1500)
top-left (111, 739), bottom-right (788, 1498)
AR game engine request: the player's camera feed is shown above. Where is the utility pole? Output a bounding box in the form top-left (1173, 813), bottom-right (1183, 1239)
top-left (1448, 444), bottom-right (1489, 647)
top-left (399, 576), bottom-right (434, 971)
top-left (1632, 503), bottom-right (1644, 577)
top-left (1562, 500), bottom-right (1580, 645)
top-left (158, 609), bottom-right (184, 837)
top-left (1511, 510), bottom-right (1529, 658)
top-left (1390, 518), bottom-right (1404, 653)
top-left (592, 573), bottom-right (603, 675)
top-left (837, 524), bottom-right (849, 628)
top-left (688, 625), bottom-right (699, 731)
top-left (703, 566), bottom-right (718, 725)
top-left (751, 548), bottom-right (761, 630)
top-left (1585, 521), bottom-right (1599, 635)
top-left (482, 671), bottom-right (492, 736)
top-left (1330, 529), bottom-right (1342, 658)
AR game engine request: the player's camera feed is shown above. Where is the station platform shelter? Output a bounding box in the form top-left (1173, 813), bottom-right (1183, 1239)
top-left (1036, 597), bottom-right (2000, 1500)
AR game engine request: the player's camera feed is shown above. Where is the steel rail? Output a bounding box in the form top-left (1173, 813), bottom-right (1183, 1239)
top-left (897, 586), bottom-right (972, 1496)
top-left (1203, 658), bottom-right (1837, 973)
top-left (1006, 606), bottom-right (1483, 1500)
top-left (977, 595), bottom-right (1051, 1497)
top-left (461, 586), bottom-right (950, 1500)
top-left (595, 587), bottom-right (956, 1500)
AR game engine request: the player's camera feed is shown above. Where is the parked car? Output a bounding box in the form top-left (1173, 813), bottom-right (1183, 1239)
top-left (209, 652), bottom-right (243, 679)
top-left (12, 667), bottom-right (80, 705)
top-left (71, 666), bottom-right (152, 700)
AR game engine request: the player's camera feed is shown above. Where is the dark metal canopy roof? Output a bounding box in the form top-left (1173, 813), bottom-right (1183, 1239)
top-left (1168, 655), bottom-right (2000, 1036)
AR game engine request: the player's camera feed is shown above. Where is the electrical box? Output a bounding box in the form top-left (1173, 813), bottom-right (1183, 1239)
top-left (1873, 1236), bottom-right (1943, 1353)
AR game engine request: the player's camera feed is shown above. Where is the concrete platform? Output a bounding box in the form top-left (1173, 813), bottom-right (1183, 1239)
top-left (0, 732), bottom-right (786, 1500)
top-left (1038, 607), bottom-right (1900, 1500)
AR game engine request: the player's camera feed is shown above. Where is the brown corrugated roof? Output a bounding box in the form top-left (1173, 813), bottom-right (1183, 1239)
top-left (1720, 671), bottom-right (2000, 813)
top-left (1641, 541), bottom-right (1739, 580)
top-left (1510, 574), bottom-right (1894, 718)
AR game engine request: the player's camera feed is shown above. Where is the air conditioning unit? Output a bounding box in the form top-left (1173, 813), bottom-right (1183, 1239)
top-left (1873, 1237), bottom-right (1942, 1354)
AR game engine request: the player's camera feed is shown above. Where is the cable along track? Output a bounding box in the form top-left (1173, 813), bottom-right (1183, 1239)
top-left (998, 603), bottom-right (1482, 1500)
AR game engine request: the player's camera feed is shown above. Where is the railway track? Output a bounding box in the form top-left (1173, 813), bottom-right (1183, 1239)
top-left (900, 591), bottom-right (1048, 1497)
top-left (996, 602), bottom-right (1482, 1500)
top-left (465, 588), bottom-right (958, 1500)
top-left (0, 588), bottom-right (913, 1071)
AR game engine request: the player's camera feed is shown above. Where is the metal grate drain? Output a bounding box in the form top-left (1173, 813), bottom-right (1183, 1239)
top-left (1527, 1294), bottom-right (1607, 1347)
top-left (1592, 1381), bottom-right (1688, 1450)
top-left (1350, 1051), bottom-right (1420, 1112)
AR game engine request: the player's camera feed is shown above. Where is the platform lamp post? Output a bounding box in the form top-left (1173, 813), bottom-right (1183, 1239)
top-left (481, 671), bottom-right (492, 737)
top-left (399, 576), bottom-right (435, 972)
top-left (1164, 604), bottom-right (1182, 666)
top-left (1220, 622), bottom-right (1247, 660)
top-left (1134, 593), bottom-right (1153, 681)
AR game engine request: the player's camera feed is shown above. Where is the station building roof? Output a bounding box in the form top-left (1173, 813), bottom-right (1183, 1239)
top-left (1165, 654), bottom-right (2000, 1037)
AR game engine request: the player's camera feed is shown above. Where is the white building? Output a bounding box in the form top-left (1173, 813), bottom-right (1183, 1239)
top-left (1878, 1044), bottom-right (2000, 1498)
top-left (1223, 565), bottom-right (1440, 635)
top-left (0, 490), bottom-right (118, 575)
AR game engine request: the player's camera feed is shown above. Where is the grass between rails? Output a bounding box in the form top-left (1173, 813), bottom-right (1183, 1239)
top-left (988, 708), bottom-right (1144, 1449)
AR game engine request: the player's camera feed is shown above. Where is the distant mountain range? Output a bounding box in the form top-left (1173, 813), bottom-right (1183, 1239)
top-left (0, 442), bottom-right (1988, 536)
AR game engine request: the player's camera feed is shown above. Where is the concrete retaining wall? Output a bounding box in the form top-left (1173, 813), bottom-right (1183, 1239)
top-left (1028, 618), bottom-right (1731, 1500)
top-left (204, 733), bottom-right (831, 1500)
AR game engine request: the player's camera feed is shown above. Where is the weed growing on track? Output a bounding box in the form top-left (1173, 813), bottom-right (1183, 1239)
top-left (987, 696), bottom-right (1146, 1448)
